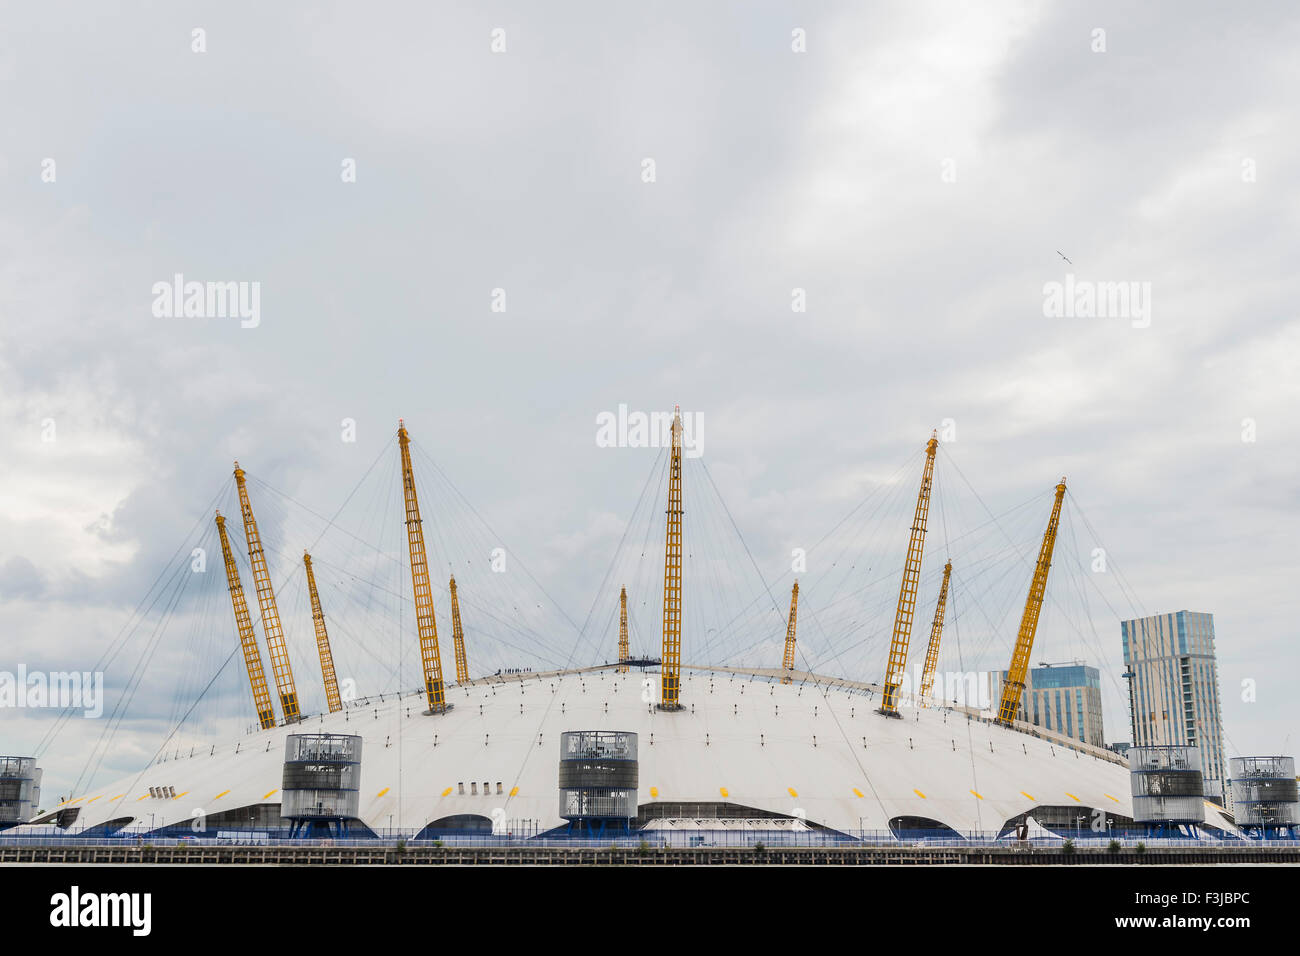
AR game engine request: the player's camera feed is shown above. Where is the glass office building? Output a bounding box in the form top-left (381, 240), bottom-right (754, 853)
top-left (1121, 610), bottom-right (1227, 805)
top-left (990, 662), bottom-right (1105, 747)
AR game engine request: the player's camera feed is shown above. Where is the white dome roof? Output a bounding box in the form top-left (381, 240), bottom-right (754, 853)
top-left (32, 666), bottom-right (1236, 838)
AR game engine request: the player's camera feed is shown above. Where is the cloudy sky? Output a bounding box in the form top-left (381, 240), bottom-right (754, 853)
top-left (2, 1), bottom-right (1297, 799)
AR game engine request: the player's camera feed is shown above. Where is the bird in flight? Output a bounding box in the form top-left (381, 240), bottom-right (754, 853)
top-left (1056, 250), bottom-right (1073, 265)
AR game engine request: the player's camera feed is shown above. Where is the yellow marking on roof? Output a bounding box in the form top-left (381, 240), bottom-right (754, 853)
top-left (376, 787), bottom-right (390, 798)
top-left (1020, 791), bottom-right (1035, 801)
top-left (111, 794), bottom-right (124, 801)
top-left (1065, 792), bottom-right (1080, 802)
top-left (787, 787), bottom-right (798, 798)
top-left (1105, 793), bottom-right (1120, 803)
top-left (441, 787), bottom-right (453, 797)
top-left (913, 789), bottom-right (926, 799)
top-left (174, 791), bottom-right (189, 800)
top-left (853, 788), bottom-right (864, 798)
top-left (136, 794), bottom-right (149, 802)
top-left (86, 795), bottom-right (101, 804)
top-left (649, 786), bottom-right (659, 798)
top-left (720, 787), bottom-right (729, 798)
top-left (214, 790), bottom-right (230, 800)
top-left (969, 790), bottom-right (983, 800)
top-left (263, 789), bottom-right (278, 800)
top-left (509, 786), bottom-right (519, 797)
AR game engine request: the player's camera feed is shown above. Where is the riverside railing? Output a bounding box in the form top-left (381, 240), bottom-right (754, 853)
top-left (1, 828), bottom-right (1293, 850)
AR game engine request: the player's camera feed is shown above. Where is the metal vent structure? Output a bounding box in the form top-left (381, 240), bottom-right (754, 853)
top-left (0, 757), bottom-right (41, 828)
top-left (558, 731), bottom-right (638, 826)
top-left (281, 734), bottom-right (362, 836)
top-left (1129, 745), bottom-right (1205, 826)
top-left (1230, 756), bottom-right (1297, 832)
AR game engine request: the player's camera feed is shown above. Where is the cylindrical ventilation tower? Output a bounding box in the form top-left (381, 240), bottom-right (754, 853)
top-left (558, 731), bottom-right (638, 836)
top-left (1230, 756), bottom-right (1297, 837)
top-left (0, 757), bottom-right (41, 830)
top-left (282, 734), bottom-right (362, 837)
top-left (1129, 745), bottom-right (1205, 834)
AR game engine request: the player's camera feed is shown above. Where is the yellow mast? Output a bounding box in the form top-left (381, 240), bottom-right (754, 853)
top-left (617, 586), bottom-right (629, 673)
top-left (215, 511), bottom-right (276, 730)
top-left (303, 552), bottom-right (342, 713)
top-left (781, 580), bottom-right (800, 684)
top-left (996, 478), bottom-right (1067, 725)
top-left (917, 560), bottom-right (952, 706)
top-left (449, 575), bottom-right (469, 684)
top-left (397, 420), bottom-right (448, 714)
top-left (233, 461), bottom-right (300, 723)
top-left (879, 434), bottom-right (939, 717)
top-left (659, 406), bottom-right (684, 710)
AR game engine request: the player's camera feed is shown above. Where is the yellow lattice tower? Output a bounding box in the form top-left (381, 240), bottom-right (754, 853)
top-left (303, 552), bottom-right (342, 713)
top-left (781, 581), bottom-right (800, 683)
top-left (918, 560), bottom-right (952, 706)
top-left (234, 462), bottom-right (300, 723)
top-left (879, 434), bottom-right (939, 717)
top-left (996, 478), bottom-right (1067, 725)
top-left (215, 511), bottom-right (276, 729)
top-left (617, 586), bottom-right (629, 673)
top-left (659, 406), bottom-right (684, 710)
top-left (449, 575), bottom-right (470, 684)
top-left (397, 420), bottom-right (448, 714)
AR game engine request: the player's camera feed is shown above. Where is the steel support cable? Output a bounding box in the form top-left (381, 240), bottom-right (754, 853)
top-left (935, 467), bottom-right (981, 828)
top-left (87, 441), bottom-right (399, 792)
top-left (938, 446), bottom-right (1053, 580)
top-left (409, 440), bottom-right (593, 655)
top-left (244, 490), bottom-right (316, 694)
top-left (1058, 495), bottom-right (1220, 758)
top-left (165, 521), bottom-right (227, 733)
top-left (711, 469), bottom-right (920, 667)
top-left (293, 455), bottom-right (405, 696)
top-left (948, 541), bottom-right (1045, 665)
top-left (240, 448), bottom-right (396, 708)
top-left (242, 440), bottom-right (402, 576)
top-left (788, 484), bottom-right (907, 665)
top-left (687, 459), bottom-right (756, 663)
top-left (697, 460), bottom-right (789, 641)
top-left (107, 642), bottom-right (244, 827)
top-left (33, 478), bottom-right (232, 758)
top-left (808, 527), bottom-right (1028, 673)
top-left (299, 573), bottom-right (399, 693)
top-left (74, 543), bottom-right (199, 798)
top-left (917, 466), bottom-right (986, 816)
top-left (931, 459), bottom-right (1073, 666)
top-left (693, 458), bottom-right (895, 829)
top-left (310, 553), bottom-right (572, 672)
top-left (623, 451), bottom-right (670, 664)
top-left (919, 480), bottom-right (1057, 665)
top-left (800, 550), bottom-right (953, 675)
top-left (1054, 504), bottom-right (1138, 722)
top-left (1065, 489), bottom-right (1149, 619)
top-left (565, 443), bottom-right (666, 666)
top-left (802, 449), bottom-right (924, 568)
top-left (499, 445), bottom-right (668, 816)
top-left (786, 470), bottom-right (923, 675)
top-left (79, 529), bottom-right (217, 787)
top-left (715, 450), bottom-right (923, 669)
top-left (584, 447), bottom-right (664, 665)
top-left (816, 450), bottom-right (925, 610)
